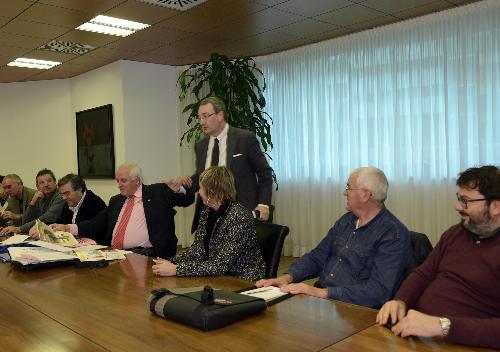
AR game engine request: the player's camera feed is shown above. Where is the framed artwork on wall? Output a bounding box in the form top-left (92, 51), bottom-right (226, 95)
top-left (76, 104), bottom-right (115, 179)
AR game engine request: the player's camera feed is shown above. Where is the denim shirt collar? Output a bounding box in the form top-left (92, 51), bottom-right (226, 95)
top-left (348, 205), bottom-right (387, 231)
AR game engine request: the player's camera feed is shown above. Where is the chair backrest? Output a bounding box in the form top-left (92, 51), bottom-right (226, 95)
top-left (407, 231), bottom-right (433, 275)
top-left (255, 223), bottom-right (290, 278)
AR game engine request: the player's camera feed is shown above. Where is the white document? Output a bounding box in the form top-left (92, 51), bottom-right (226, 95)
top-left (240, 286), bottom-right (289, 302)
top-left (74, 244), bottom-right (108, 251)
top-left (1, 234), bottom-right (29, 245)
top-left (31, 240), bottom-right (74, 253)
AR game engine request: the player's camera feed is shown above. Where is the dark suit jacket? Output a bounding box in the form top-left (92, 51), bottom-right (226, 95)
top-left (191, 126), bottom-right (273, 232)
top-left (76, 183), bottom-right (194, 258)
top-left (57, 190), bottom-right (107, 224)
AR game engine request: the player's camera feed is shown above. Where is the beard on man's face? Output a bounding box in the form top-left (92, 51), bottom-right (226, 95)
top-left (459, 208), bottom-right (493, 236)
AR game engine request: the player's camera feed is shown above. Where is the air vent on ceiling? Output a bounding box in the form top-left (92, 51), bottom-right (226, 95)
top-left (39, 40), bottom-right (96, 55)
top-left (137, 0), bottom-right (208, 11)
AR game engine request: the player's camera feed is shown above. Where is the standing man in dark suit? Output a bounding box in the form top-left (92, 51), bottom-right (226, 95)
top-left (52, 163), bottom-right (194, 258)
top-left (177, 96), bottom-right (273, 232)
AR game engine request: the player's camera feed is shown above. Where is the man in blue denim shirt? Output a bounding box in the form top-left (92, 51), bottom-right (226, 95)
top-left (256, 167), bottom-right (411, 308)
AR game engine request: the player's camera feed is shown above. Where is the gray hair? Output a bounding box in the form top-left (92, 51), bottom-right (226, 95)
top-left (200, 96), bottom-right (226, 115)
top-left (351, 167), bottom-right (388, 202)
top-left (4, 174), bottom-right (23, 185)
top-left (117, 163), bottom-right (143, 183)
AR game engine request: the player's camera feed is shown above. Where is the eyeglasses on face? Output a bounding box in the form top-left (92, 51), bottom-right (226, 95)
top-left (345, 183), bottom-right (364, 191)
top-left (456, 193), bottom-right (489, 209)
top-left (198, 112), bottom-right (217, 120)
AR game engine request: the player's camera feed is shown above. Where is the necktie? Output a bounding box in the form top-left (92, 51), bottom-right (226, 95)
top-left (112, 195), bottom-right (135, 249)
top-left (211, 138), bottom-right (219, 166)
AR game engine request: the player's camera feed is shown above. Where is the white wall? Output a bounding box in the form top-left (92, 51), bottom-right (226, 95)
top-left (0, 79), bottom-right (73, 189)
top-left (121, 61), bottom-right (180, 182)
top-left (0, 60), bottom-right (192, 238)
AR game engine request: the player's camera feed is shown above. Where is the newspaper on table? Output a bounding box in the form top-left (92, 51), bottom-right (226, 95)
top-left (36, 220), bottom-right (78, 246)
top-left (5, 221), bottom-right (128, 265)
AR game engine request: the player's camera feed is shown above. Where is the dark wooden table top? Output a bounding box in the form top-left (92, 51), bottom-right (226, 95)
top-left (324, 324), bottom-right (496, 352)
top-left (0, 249), bottom-right (491, 352)
top-left (0, 289), bottom-right (105, 351)
top-left (0, 253), bottom-right (376, 352)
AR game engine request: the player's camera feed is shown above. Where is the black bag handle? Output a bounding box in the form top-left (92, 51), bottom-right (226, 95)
top-left (201, 286), bottom-right (214, 305)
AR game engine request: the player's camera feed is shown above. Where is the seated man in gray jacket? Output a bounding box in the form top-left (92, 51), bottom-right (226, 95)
top-left (0, 169), bottom-right (64, 235)
top-left (0, 174), bottom-right (36, 226)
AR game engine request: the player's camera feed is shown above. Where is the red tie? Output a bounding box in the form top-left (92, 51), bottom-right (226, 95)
top-left (112, 195), bottom-right (135, 249)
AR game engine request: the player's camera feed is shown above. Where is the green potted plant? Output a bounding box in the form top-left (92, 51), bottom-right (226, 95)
top-left (177, 53), bottom-right (273, 154)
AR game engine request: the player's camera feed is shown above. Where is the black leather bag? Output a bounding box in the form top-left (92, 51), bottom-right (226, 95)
top-left (148, 286), bottom-right (267, 331)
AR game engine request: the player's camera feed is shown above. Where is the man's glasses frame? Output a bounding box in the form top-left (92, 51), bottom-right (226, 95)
top-left (345, 183), bottom-right (364, 191)
top-left (456, 193), bottom-right (490, 209)
top-left (198, 112), bottom-right (217, 120)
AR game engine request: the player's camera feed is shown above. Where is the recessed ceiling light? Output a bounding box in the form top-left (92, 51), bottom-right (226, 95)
top-left (76, 15), bottom-right (150, 37)
top-left (136, 0), bottom-right (208, 11)
top-left (7, 58), bottom-right (61, 69)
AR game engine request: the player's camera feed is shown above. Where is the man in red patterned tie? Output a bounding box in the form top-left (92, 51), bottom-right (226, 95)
top-left (52, 163), bottom-right (194, 258)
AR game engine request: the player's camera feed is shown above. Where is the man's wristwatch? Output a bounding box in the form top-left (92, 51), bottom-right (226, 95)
top-left (439, 317), bottom-right (451, 337)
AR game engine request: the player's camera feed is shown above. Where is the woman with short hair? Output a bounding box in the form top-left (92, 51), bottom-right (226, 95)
top-left (152, 166), bottom-right (265, 281)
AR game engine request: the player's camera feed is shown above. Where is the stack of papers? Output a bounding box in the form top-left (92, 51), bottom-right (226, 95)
top-left (3, 221), bottom-right (129, 266)
top-left (8, 246), bottom-right (77, 265)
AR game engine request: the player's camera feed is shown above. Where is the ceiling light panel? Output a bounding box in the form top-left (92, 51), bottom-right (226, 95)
top-left (76, 15), bottom-right (150, 37)
top-left (39, 40), bottom-right (96, 55)
top-left (137, 0), bottom-right (208, 11)
top-left (7, 58), bottom-right (61, 69)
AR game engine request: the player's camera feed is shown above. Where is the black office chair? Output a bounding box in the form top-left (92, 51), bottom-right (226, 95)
top-left (255, 223), bottom-right (290, 278)
top-left (407, 230), bottom-right (433, 276)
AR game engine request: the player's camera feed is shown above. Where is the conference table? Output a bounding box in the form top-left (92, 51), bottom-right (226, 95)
top-left (0, 253), bottom-right (494, 352)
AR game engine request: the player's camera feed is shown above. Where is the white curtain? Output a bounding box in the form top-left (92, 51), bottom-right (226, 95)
top-left (256, 0), bottom-right (500, 256)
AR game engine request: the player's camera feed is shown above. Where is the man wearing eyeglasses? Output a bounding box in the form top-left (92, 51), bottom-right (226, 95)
top-left (256, 167), bottom-right (411, 308)
top-left (376, 165), bottom-right (500, 350)
top-left (176, 96), bottom-right (273, 232)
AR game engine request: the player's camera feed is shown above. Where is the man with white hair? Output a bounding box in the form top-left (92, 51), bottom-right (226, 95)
top-left (53, 163), bottom-right (194, 258)
top-left (256, 167), bottom-right (411, 308)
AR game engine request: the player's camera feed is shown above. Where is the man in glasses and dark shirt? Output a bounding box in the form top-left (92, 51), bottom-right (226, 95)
top-left (377, 165), bottom-right (500, 350)
top-left (257, 167), bottom-right (411, 309)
